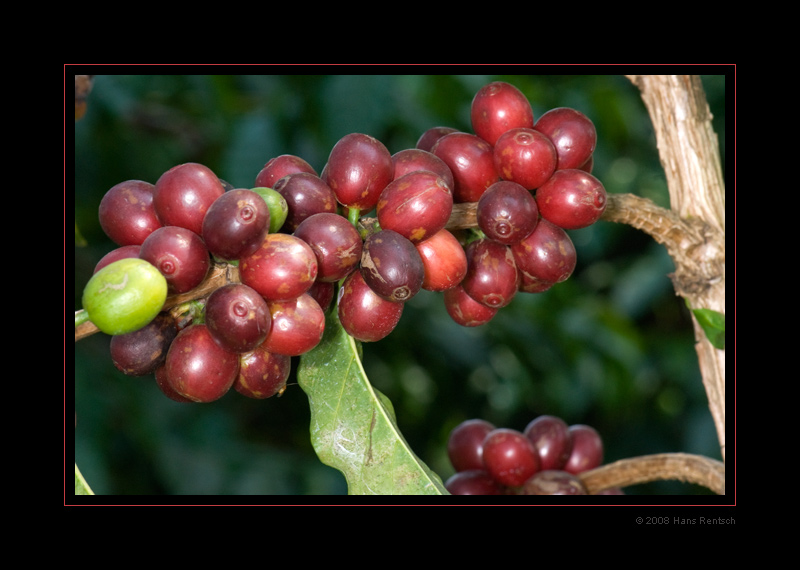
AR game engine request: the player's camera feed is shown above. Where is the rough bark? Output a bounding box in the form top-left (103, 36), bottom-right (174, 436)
top-left (625, 75), bottom-right (726, 463)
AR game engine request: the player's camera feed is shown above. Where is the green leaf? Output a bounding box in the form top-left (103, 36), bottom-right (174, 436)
top-left (298, 310), bottom-right (448, 495)
top-left (691, 307), bottom-right (725, 350)
top-left (75, 463), bottom-right (94, 495)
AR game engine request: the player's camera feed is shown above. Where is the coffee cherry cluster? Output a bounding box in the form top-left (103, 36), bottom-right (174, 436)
top-left (445, 415), bottom-right (622, 495)
top-left (426, 81), bottom-right (606, 327)
top-left (85, 80), bottom-right (607, 405)
top-left (94, 162), bottom-right (317, 403)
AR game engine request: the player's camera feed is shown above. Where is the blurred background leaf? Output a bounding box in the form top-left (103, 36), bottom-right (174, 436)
top-left (72, 71), bottom-right (726, 496)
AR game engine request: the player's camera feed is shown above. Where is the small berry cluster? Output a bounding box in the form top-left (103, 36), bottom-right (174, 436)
top-left (95, 163), bottom-right (317, 402)
top-left (445, 415), bottom-right (622, 495)
top-left (425, 82), bottom-right (606, 326)
top-left (86, 80), bottom-right (607, 404)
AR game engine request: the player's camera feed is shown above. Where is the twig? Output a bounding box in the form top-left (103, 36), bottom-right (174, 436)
top-left (579, 452), bottom-right (725, 495)
top-left (74, 262), bottom-right (239, 342)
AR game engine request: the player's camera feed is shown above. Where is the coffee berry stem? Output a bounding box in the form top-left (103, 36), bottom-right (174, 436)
top-left (75, 310), bottom-right (91, 328)
top-left (347, 207), bottom-right (361, 229)
top-left (75, 261), bottom-right (237, 342)
top-left (578, 452), bottom-right (725, 495)
top-left (170, 298), bottom-right (207, 328)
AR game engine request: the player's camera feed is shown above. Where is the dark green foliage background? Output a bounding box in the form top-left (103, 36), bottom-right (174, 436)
top-left (72, 71), bottom-right (727, 496)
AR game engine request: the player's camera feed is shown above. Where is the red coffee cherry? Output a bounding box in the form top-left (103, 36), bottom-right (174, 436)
top-left (510, 218), bottom-right (576, 286)
top-left (415, 229), bottom-right (468, 292)
top-left (239, 233), bottom-right (318, 301)
top-left (235, 347), bottom-right (291, 400)
top-left (98, 180), bottom-right (162, 246)
top-left (337, 270), bottom-right (404, 342)
top-left (524, 415), bottom-right (573, 471)
top-left (536, 169), bottom-right (607, 230)
top-left (262, 293), bottom-right (325, 357)
top-left (461, 238), bottom-right (519, 309)
top-left (447, 418), bottom-right (496, 472)
top-left (470, 81), bottom-right (534, 146)
top-left (391, 148), bottom-right (455, 192)
top-left (376, 170), bottom-right (453, 244)
top-left (493, 127), bottom-right (557, 190)
top-left (153, 162), bottom-right (225, 236)
top-left (306, 281), bottom-right (335, 312)
top-left (94, 245), bottom-right (141, 274)
top-left (163, 323), bottom-right (240, 403)
top-left (432, 132), bottom-right (500, 203)
top-left (563, 424), bottom-right (604, 475)
top-left (534, 107), bottom-right (597, 171)
top-left (443, 285), bottom-right (498, 327)
top-left (481, 428), bottom-right (540, 487)
top-left (416, 126), bottom-right (458, 152)
top-left (445, 469), bottom-right (505, 495)
top-left (254, 154), bottom-right (317, 188)
top-left (155, 364), bottom-right (194, 403)
top-left (323, 133), bottom-right (394, 211)
top-left (138, 225), bottom-right (210, 294)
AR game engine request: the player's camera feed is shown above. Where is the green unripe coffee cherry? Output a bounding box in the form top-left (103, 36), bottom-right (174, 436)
top-left (81, 258), bottom-right (168, 335)
top-left (252, 187), bottom-right (289, 233)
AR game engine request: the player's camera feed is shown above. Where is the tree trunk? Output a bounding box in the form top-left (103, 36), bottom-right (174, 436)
top-left (626, 75), bottom-right (726, 462)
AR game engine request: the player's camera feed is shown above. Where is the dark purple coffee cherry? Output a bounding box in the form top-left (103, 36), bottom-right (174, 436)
top-left (204, 283), bottom-right (272, 353)
top-left (293, 212), bottom-right (362, 283)
top-left (272, 172), bottom-right (337, 232)
top-left (202, 189), bottom-right (270, 261)
top-left (476, 181), bottom-right (539, 245)
top-left (109, 313), bottom-right (178, 376)
top-left (360, 229), bottom-right (425, 303)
